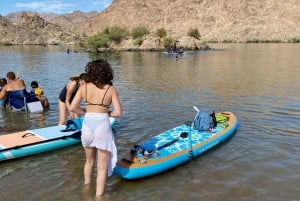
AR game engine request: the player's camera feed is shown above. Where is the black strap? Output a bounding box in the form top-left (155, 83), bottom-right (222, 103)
top-left (101, 86), bottom-right (110, 105)
top-left (85, 84), bottom-right (111, 107)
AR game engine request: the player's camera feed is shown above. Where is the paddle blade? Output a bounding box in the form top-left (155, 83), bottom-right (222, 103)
top-left (193, 106), bottom-right (200, 112)
top-left (180, 132), bottom-right (188, 138)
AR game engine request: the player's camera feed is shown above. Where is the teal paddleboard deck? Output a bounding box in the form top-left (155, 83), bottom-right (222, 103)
top-left (0, 117), bottom-right (115, 161)
top-left (114, 112), bottom-right (237, 179)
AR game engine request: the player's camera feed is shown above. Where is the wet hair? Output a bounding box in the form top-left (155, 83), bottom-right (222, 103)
top-left (85, 59), bottom-right (113, 88)
top-left (31, 81), bottom-right (38, 87)
top-left (6, 72), bottom-right (16, 80)
top-left (0, 78), bottom-right (7, 86)
top-left (79, 73), bottom-right (87, 82)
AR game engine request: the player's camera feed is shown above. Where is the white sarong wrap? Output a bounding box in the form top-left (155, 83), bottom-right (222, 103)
top-left (81, 113), bottom-right (117, 177)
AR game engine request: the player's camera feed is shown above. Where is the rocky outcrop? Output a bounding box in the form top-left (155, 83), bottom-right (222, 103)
top-left (1, 12), bottom-right (80, 45)
top-left (39, 11), bottom-right (98, 34)
top-left (78, 0), bottom-right (300, 42)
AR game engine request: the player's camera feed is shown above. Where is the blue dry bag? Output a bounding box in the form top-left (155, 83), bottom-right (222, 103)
top-left (192, 111), bottom-right (215, 131)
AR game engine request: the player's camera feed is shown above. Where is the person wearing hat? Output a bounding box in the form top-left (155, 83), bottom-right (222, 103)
top-left (58, 73), bottom-right (87, 125)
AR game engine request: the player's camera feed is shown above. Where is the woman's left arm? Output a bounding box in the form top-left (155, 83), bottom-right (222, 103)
top-left (109, 86), bottom-right (122, 117)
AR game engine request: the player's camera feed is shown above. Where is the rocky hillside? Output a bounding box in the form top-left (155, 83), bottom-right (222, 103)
top-left (1, 0), bottom-right (300, 45)
top-left (79, 0), bottom-right (300, 42)
top-left (1, 12), bottom-right (80, 45)
top-left (39, 11), bottom-right (99, 34)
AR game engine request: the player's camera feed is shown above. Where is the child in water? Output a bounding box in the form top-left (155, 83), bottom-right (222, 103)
top-left (31, 81), bottom-right (49, 108)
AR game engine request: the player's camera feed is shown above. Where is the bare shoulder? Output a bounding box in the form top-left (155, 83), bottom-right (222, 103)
top-left (66, 80), bottom-right (76, 89)
top-left (109, 85), bottom-right (119, 93)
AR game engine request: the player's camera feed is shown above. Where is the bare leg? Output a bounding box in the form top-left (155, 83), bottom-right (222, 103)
top-left (84, 147), bottom-right (96, 185)
top-left (96, 149), bottom-right (110, 197)
top-left (39, 96), bottom-right (49, 109)
top-left (58, 100), bottom-right (67, 125)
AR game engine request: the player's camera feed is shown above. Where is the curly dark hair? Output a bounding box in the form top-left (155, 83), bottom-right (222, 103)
top-left (85, 59), bottom-right (113, 88)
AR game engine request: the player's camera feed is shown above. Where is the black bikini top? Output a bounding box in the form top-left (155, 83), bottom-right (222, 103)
top-left (85, 85), bottom-right (111, 108)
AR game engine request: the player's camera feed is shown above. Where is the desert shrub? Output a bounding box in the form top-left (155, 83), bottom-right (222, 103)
top-left (132, 26), bottom-right (149, 39)
top-left (134, 37), bottom-right (144, 46)
top-left (188, 28), bottom-right (201, 39)
top-left (163, 37), bottom-right (174, 47)
top-left (103, 26), bottom-right (129, 43)
top-left (0, 41), bottom-right (12, 46)
top-left (288, 37), bottom-right (300, 43)
top-left (156, 28), bottom-right (167, 38)
top-left (83, 33), bottom-right (109, 52)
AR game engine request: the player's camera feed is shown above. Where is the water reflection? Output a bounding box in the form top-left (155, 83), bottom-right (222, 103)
top-left (1, 44), bottom-right (300, 201)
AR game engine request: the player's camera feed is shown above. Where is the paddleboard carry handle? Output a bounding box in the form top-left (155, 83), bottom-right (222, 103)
top-left (0, 131), bottom-right (81, 153)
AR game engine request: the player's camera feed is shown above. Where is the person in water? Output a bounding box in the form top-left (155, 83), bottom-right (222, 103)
top-left (0, 72), bottom-right (37, 111)
top-left (30, 80), bottom-right (49, 109)
top-left (58, 73), bottom-right (87, 125)
top-left (0, 78), bottom-right (9, 109)
top-left (70, 59), bottom-right (122, 197)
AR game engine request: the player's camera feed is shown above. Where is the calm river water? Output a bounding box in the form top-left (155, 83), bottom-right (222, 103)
top-left (0, 44), bottom-right (300, 201)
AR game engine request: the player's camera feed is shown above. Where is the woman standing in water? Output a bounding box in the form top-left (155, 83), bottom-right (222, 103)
top-left (70, 59), bottom-right (122, 197)
top-left (58, 73), bottom-right (87, 125)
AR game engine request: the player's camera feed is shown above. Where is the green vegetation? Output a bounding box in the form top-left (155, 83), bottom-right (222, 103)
top-left (103, 26), bottom-right (129, 43)
top-left (163, 37), bottom-right (174, 48)
top-left (0, 41), bottom-right (13, 46)
top-left (82, 26), bottom-right (151, 51)
top-left (131, 26), bottom-right (149, 40)
top-left (187, 28), bottom-right (201, 39)
top-left (134, 37), bottom-right (144, 46)
top-left (81, 25), bottom-right (208, 51)
top-left (246, 39), bottom-right (282, 43)
top-left (155, 28), bottom-right (167, 38)
top-left (83, 32), bottom-right (109, 52)
top-left (82, 26), bottom-right (129, 52)
top-left (222, 40), bottom-right (234, 43)
top-left (288, 37), bottom-right (300, 43)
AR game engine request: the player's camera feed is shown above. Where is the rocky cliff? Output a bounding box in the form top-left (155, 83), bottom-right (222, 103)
top-left (79, 0), bottom-right (300, 42)
top-left (1, 0), bottom-right (300, 45)
top-left (0, 12), bottom-right (80, 45)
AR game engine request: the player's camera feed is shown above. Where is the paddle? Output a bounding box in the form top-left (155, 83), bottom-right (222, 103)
top-left (193, 105), bottom-right (200, 112)
top-left (157, 131), bottom-right (188, 150)
top-left (0, 131), bottom-right (81, 153)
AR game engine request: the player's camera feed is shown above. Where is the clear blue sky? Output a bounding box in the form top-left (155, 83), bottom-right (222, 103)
top-left (0, 0), bottom-right (113, 16)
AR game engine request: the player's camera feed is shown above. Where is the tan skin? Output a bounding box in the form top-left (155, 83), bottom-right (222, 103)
top-left (31, 84), bottom-right (49, 109)
top-left (58, 78), bottom-right (85, 125)
top-left (1, 75), bottom-right (48, 109)
top-left (70, 83), bottom-right (122, 196)
top-left (0, 78), bottom-right (26, 100)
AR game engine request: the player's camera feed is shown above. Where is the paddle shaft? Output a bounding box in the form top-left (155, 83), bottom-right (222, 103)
top-left (0, 131), bottom-right (81, 153)
top-left (157, 138), bottom-right (179, 150)
top-left (156, 132), bottom-right (188, 151)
